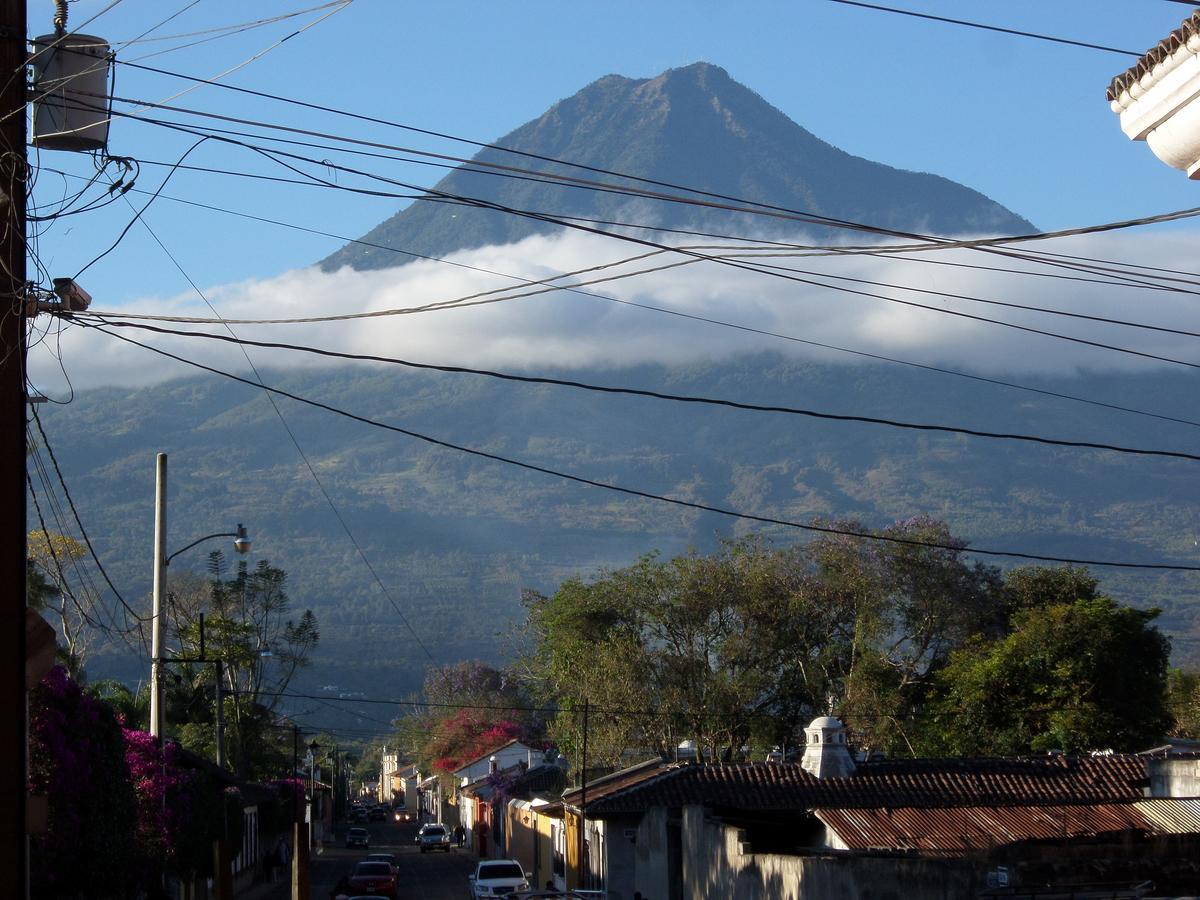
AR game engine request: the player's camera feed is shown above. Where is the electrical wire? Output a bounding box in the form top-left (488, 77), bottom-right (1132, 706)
top-left (79, 321), bottom-right (1200, 573)
top-left (61, 123), bottom-right (1200, 375)
top-left (30, 406), bottom-right (148, 629)
top-left (35, 167), bottom-right (1200, 430)
top-left (94, 113), bottom-right (1200, 297)
top-left (49, 90), bottom-right (1200, 295)
top-left (82, 318), bottom-right (1200, 464)
top-left (820, 0), bottom-right (1143, 56)
top-left (111, 188), bottom-right (439, 665)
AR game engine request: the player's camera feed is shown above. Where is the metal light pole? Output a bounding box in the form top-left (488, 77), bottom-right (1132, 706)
top-left (149, 452), bottom-right (252, 740)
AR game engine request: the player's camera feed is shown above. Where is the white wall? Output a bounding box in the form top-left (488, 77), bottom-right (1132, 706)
top-left (456, 742), bottom-right (536, 786)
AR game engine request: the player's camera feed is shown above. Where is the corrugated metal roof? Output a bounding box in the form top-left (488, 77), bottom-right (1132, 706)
top-left (814, 804), bottom-right (1155, 856)
top-left (1134, 798), bottom-right (1200, 834)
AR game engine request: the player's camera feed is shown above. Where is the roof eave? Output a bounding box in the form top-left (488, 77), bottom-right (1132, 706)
top-left (1107, 10), bottom-right (1200, 177)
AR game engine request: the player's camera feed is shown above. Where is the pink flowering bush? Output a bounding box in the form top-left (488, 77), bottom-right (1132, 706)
top-left (31, 667), bottom-right (231, 895)
top-left (123, 727), bottom-right (228, 880)
top-left (29, 666), bottom-right (139, 898)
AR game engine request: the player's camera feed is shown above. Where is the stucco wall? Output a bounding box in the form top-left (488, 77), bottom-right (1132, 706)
top-left (1148, 758), bottom-right (1200, 798)
top-left (601, 815), bottom-right (639, 900)
top-left (680, 806), bottom-right (976, 900)
top-left (634, 807), bottom-right (674, 900)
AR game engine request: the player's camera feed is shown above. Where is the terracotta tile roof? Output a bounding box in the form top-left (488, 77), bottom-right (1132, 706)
top-left (814, 803), bottom-right (1157, 856)
top-left (561, 758), bottom-right (674, 809)
top-left (1107, 9), bottom-right (1200, 107)
top-left (579, 756), bottom-right (1148, 817)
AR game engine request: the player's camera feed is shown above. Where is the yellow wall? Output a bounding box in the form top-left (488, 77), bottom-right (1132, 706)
top-left (535, 810), bottom-right (555, 888)
top-left (564, 809), bottom-right (581, 889)
top-left (507, 803), bottom-right (537, 878)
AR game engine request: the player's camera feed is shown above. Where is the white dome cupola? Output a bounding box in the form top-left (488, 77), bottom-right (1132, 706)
top-left (800, 715), bottom-right (855, 779)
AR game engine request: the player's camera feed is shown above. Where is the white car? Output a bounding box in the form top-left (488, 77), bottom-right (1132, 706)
top-left (469, 859), bottom-right (530, 897)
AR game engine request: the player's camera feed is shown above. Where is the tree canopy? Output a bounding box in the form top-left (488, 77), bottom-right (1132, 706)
top-left (518, 521), bottom-right (1174, 765)
top-left (164, 554), bottom-right (319, 778)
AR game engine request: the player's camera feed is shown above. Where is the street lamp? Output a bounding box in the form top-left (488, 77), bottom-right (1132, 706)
top-left (149, 452), bottom-right (252, 740)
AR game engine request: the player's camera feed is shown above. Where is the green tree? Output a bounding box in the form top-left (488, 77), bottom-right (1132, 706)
top-left (27, 530), bottom-right (96, 679)
top-left (1167, 669), bottom-right (1200, 739)
top-left (805, 517), bottom-right (1004, 752)
top-left (165, 556), bottom-right (319, 778)
top-left (523, 537), bottom-right (908, 766)
top-left (1002, 564), bottom-right (1099, 614)
top-left (925, 594), bottom-right (1172, 755)
top-left (88, 678), bottom-right (150, 731)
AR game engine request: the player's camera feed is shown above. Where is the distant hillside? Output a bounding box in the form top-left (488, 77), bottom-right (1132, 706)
top-left (321, 62), bottom-right (1033, 271)
top-left (34, 357), bottom-right (1200, 702)
top-left (39, 62), bottom-right (1198, 728)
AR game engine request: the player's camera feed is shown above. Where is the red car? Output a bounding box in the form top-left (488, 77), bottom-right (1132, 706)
top-left (347, 860), bottom-right (396, 899)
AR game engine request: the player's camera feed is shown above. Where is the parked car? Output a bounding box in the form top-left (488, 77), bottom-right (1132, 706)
top-left (344, 826), bottom-right (369, 849)
top-left (469, 859), bottom-right (530, 897)
top-left (366, 852), bottom-right (398, 875)
top-left (348, 807), bottom-right (368, 823)
top-left (418, 823), bottom-right (451, 853)
top-left (367, 806), bottom-right (387, 821)
top-left (347, 860), bottom-right (396, 899)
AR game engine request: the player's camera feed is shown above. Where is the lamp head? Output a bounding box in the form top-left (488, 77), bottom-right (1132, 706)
top-left (233, 524), bottom-right (252, 555)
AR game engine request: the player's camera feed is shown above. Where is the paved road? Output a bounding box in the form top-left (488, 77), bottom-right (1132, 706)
top-left (315, 817), bottom-right (476, 900)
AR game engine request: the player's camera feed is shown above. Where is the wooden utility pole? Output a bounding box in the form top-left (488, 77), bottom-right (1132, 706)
top-left (1, 0), bottom-right (29, 897)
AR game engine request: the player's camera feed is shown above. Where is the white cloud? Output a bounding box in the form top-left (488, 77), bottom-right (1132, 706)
top-left (27, 227), bottom-right (1200, 395)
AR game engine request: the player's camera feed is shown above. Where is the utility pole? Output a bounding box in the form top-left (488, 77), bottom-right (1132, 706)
top-left (214, 658), bottom-right (225, 769)
top-left (150, 453), bottom-right (167, 738)
top-left (578, 698), bottom-right (588, 890)
top-left (2, 0), bottom-right (29, 896)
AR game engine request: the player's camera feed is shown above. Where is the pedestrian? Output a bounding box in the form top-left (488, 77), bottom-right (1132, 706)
top-left (330, 874), bottom-right (352, 900)
top-left (268, 837), bottom-right (284, 883)
top-left (454, 823), bottom-right (465, 847)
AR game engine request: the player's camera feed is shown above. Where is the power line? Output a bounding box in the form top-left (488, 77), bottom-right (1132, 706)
top-left (29, 407), bottom-right (146, 623)
top-left (59, 120), bottom-right (1200, 374)
top-left (50, 91), bottom-right (1200, 299)
top-left (84, 318), bottom-right (1200, 464)
top-left (113, 190), bottom-right (439, 666)
top-left (821, 0), bottom-right (1143, 56)
top-left (36, 168), bottom-right (1200, 430)
top-left (80, 322), bottom-right (1200, 573)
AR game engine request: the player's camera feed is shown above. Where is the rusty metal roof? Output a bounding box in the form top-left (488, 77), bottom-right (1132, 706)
top-left (579, 756), bottom-right (1148, 817)
top-left (814, 804), bottom-right (1156, 856)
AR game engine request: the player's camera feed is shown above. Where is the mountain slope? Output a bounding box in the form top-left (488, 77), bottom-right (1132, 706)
top-left (36, 359), bottom-right (1200, 698)
top-left (321, 63), bottom-right (1033, 271)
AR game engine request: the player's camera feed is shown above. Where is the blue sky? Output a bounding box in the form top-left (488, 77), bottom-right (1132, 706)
top-left (24, 0), bottom-right (1200, 390)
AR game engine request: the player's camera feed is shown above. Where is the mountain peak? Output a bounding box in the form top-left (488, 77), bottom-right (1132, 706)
top-left (322, 65), bottom-right (1033, 272)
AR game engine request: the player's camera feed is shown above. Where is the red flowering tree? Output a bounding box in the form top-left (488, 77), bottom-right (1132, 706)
top-left (393, 661), bottom-right (545, 777)
top-left (430, 715), bottom-right (526, 774)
